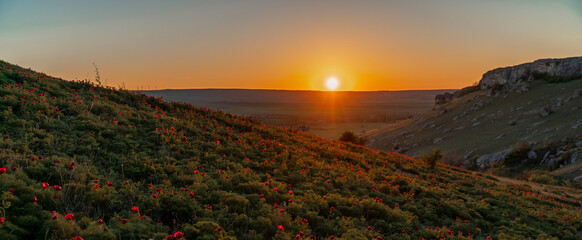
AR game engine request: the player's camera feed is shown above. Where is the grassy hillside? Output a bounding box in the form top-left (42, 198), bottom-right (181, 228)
top-left (366, 79), bottom-right (582, 182)
top-left (0, 60), bottom-right (581, 240)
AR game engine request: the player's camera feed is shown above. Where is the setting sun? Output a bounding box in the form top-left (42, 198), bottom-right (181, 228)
top-left (326, 77), bottom-right (339, 90)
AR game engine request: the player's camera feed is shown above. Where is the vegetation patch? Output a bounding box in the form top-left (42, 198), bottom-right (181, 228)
top-left (0, 61), bottom-right (580, 239)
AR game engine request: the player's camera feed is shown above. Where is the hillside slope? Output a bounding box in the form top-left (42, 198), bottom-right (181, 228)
top-left (0, 60), bottom-right (581, 240)
top-left (366, 58), bottom-right (582, 183)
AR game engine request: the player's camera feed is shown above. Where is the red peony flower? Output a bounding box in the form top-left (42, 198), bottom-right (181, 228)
top-left (32, 196), bottom-right (38, 202)
top-left (65, 213), bottom-right (74, 220)
top-left (173, 231), bottom-right (184, 239)
top-left (132, 206), bottom-right (139, 214)
top-left (43, 182), bottom-right (50, 189)
top-left (53, 185), bottom-right (62, 190)
top-left (0, 168), bottom-right (6, 174)
top-left (278, 225), bottom-right (285, 231)
top-left (121, 218), bottom-right (127, 224)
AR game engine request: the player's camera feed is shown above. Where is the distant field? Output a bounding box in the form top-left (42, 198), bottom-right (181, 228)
top-left (142, 89), bottom-right (451, 139)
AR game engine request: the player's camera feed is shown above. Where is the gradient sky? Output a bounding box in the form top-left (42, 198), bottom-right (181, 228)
top-left (1, 1), bottom-right (581, 91)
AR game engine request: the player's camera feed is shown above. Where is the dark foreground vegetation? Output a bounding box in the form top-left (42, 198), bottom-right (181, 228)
top-left (0, 60), bottom-right (581, 239)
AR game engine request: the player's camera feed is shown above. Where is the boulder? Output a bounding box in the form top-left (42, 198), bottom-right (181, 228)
top-left (435, 92), bottom-right (455, 105)
top-left (538, 105), bottom-right (553, 117)
top-left (527, 150), bottom-right (538, 160)
top-left (570, 149), bottom-right (582, 164)
top-left (476, 151), bottom-right (510, 169)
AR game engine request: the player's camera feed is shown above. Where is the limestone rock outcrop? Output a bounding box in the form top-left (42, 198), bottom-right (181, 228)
top-left (479, 57), bottom-right (582, 90)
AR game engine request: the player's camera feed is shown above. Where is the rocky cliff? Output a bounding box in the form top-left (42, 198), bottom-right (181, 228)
top-left (479, 57), bottom-right (582, 90)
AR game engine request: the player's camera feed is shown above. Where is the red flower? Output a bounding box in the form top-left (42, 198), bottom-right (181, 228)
top-left (121, 218), bottom-right (127, 224)
top-left (11, 167), bottom-right (17, 172)
top-left (32, 196), bottom-right (38, 202)
top-left (153, 194), bottom-right (158, 198)
top-left (166, 235), bottom-right (174, 240)
top-left (132, 206), bottom-right (139, 214)
top-left (278, 225), bottom-right (285, 231)
top-left (0, 217), bottom-right (4, 223)
top-left (98, 219), bottom-right (103, 224)
top-left (93, 184), bottom-right (99, 189)
top-left (52, 214), bottom-right (58, 220)
top-left (217, 227), bottom-right (222, 232)
top-left (107, 181), bottom-right (113, 187)
top-left (54, 185), bottom-right (62, 190)
top-left (65, 213), bottom-right (74, 220)
top-left (173, 231), bottom-right (184, 239)
top-left (0, 168), bottom-right (6, 174)
top-left (43, 182), bottom-right (50, 189)
top-left (73, 236), bottom-right (84, 240)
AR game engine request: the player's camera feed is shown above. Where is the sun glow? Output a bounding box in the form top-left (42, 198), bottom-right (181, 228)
top-left (326, 77), bottom-right (339, 91)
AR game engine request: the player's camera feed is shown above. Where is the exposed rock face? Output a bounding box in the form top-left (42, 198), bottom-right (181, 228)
top-left (479, 57), bottom-right (582, 90)
top-left (476, 150), bottom-right (510, 169)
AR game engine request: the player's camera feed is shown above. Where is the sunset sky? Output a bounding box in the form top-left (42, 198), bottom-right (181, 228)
top-left (1, 1), bottom-right (581, 91)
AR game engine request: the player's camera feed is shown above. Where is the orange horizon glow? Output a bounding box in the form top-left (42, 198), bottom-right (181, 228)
top-left (1, 2), bottom-right (581, 91)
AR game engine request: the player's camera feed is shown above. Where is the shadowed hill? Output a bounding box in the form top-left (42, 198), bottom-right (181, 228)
top-left (366, 57), bottom-right (582, 184)
top-left (0, 60), bottom-right (581, 239)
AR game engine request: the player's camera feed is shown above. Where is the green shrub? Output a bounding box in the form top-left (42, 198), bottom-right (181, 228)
top-left (422, 148), bottom-right (442, 169)
top-left (338, 131), bottom-right (367, 145)
top-left (527, 170), bottom-right (558, 185)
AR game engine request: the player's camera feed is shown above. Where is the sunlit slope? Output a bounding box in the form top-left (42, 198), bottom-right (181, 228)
top-left (0, 60), bottom-right (580, 239)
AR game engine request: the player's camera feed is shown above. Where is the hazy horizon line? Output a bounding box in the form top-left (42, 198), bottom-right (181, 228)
top-left (138, 87), bottom-right (459, 92)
